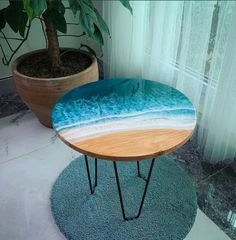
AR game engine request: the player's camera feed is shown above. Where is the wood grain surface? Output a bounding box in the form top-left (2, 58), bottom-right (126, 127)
top-left (58, 129), bottom-right (193, 161)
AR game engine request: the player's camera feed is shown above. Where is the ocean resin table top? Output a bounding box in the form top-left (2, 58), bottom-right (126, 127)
top-left (52, 78), bottom-right (197, 161)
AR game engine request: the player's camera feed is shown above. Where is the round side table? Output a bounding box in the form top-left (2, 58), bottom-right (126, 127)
top-left (52, 78), bottom-right (197, 221)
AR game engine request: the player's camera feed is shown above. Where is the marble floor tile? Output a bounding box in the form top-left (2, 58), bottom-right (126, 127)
top-left (0, 140), bottom-right (78, 240)
top-left (0, 113), bottom-right (232, 240)
top-left (0, 93), bottom-right (28, 118)
top-left (186, 209), bottom-right (231, 240)
top-left (172, 137), bottom-right (236, 239)
top-left (0, 111), bottom-right (56, 163)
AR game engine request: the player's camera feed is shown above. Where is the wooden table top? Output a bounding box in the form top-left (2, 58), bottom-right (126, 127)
top-left (52, 78), bottom-right (197, 161)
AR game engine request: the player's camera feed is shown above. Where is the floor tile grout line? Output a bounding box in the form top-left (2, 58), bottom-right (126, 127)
top-left (196, 166), bottom-right (229, 186)
top-left (0, 143), bottom-right (54, 165)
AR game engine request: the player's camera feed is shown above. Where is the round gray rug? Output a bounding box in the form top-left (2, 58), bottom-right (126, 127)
top-left (51, 156), bottom-right (197, 240)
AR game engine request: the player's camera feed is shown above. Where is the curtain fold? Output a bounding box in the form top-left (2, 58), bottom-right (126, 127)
top-left (103, 1), bottom-right (236, 163)
top-left (103, 1), bottom-right (147, 78)
top-left (198, 2), bottom-right (236, 163)
top-left (142, 1), bottom-right (184, 86)
top-left (175, 1), bottom-right (215, 109)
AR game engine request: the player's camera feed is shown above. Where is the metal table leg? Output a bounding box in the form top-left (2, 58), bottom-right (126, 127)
top-left (113, 158), bottom-right (156, 221)
top-left (84, 155), bottom-right (97, 194)
top-left (137, 161), bottom-right (148, 181)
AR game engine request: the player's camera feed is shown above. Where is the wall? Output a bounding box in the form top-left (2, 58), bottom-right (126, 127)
top-left (0, 1), bottom-right (102, 79)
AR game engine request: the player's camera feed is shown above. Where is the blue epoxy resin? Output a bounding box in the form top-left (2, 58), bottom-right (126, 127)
top-left (52, 78), bottom-right (196, 143)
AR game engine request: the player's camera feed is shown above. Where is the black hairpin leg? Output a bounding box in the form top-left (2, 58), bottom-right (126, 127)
top-left (84, 155), bottom-right (97, 194)
top-left (137, 161), bottom-right (148, 181)
top-left (113, 158), bottom-right (156, 221)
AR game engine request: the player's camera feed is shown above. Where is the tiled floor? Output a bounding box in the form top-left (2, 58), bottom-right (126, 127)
top-left (0, 112), bottom-right (232, 240)
top-left (171, 137), bottom-right (236, 239)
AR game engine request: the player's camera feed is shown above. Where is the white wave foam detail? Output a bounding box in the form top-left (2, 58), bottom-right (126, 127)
top-left (60, 117), bottom-right (196, 142)
top-left (55, 106), bottom-right (196, 131)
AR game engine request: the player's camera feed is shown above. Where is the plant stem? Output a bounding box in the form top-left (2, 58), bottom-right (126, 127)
top-left (0, 44), bottom-right (8, 64)
top-left (1, 23), bottom-right (31, 65)
top-left (0, 35), bottom-right (23, 41)
top-left (58, 33), bottom-right (85, 38)
top-left (66, 22), bottom-right (80, 25)
top-left (0, 31), bottom-right (14, 51)
top-left (42, 12), bottom-right (61, 71)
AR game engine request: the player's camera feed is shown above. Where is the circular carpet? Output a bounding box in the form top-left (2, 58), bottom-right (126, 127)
top-left (51, 156), bottom-right (197, 240)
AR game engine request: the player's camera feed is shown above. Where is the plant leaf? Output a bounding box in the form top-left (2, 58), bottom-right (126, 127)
top-left (50, 0), bottom-right (65, 15)
top-left (93, 8), bottom-right (110, 35)
top-left (84, 0), bottom-right (93, 7)
top-left (5, 1), bottom-right (22, 33)
top-left (23, 0), bottom-right (36, 21)
top-left (30, 0), bottom-right (47, 16)
top-left (68, 0), bottom-right (79, 16)
top-left (0, 8), bottom-right (6, 30)
top-left (93, 24), bottom-right (104, 45)
top-left (80, 44), bottom-right (97, 56)
top-left (119, 0), bottom-right (133, 14)
top-left (80, 1), bottom-right (97, 20)
top-left (4, 1), bottom-right (28, 37)
top-left (79, 7), bottom-right (95, 37)
top-left (18, 14), bottom-right (28, 37)
top-left (45, 8), bottom-right (67, 33)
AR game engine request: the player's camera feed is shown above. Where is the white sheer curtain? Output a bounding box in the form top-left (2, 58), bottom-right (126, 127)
top-left (103, 1), bottom-right (236, 164)
top-left (103, 1), bottom-right (147, 78)
top-left (198, 2), bottom-right (236, 163)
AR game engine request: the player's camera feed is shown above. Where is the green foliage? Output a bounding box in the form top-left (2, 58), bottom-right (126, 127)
top-left (27, 0), bottom-right (47, 16)
top-left (0, 0), bottom-right (132, 66)
top-left (1, 0), bottom-right (132, 44)
top-left (69, 0), bottom-right (111, 45)
top-left (119, 0), bottom-right (133, 14)
top-left (44, 8), bottom-right (67, 34)
top-left (0, 8), bottom-right (6, 30)
top-left (23, 0), bottom-right (36, 21)
top-left (4, 1), bottom-right (28, 37)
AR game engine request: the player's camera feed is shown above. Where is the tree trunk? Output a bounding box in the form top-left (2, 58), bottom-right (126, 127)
top-left (42, 13), bottom-right (61, 72)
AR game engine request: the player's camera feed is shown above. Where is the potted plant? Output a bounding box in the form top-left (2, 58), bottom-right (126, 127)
top-left (0, 0), bottom-right (132, 127)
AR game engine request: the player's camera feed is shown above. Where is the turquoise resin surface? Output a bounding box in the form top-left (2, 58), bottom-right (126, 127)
top-left (52, 78), bottom-right (196, 143)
